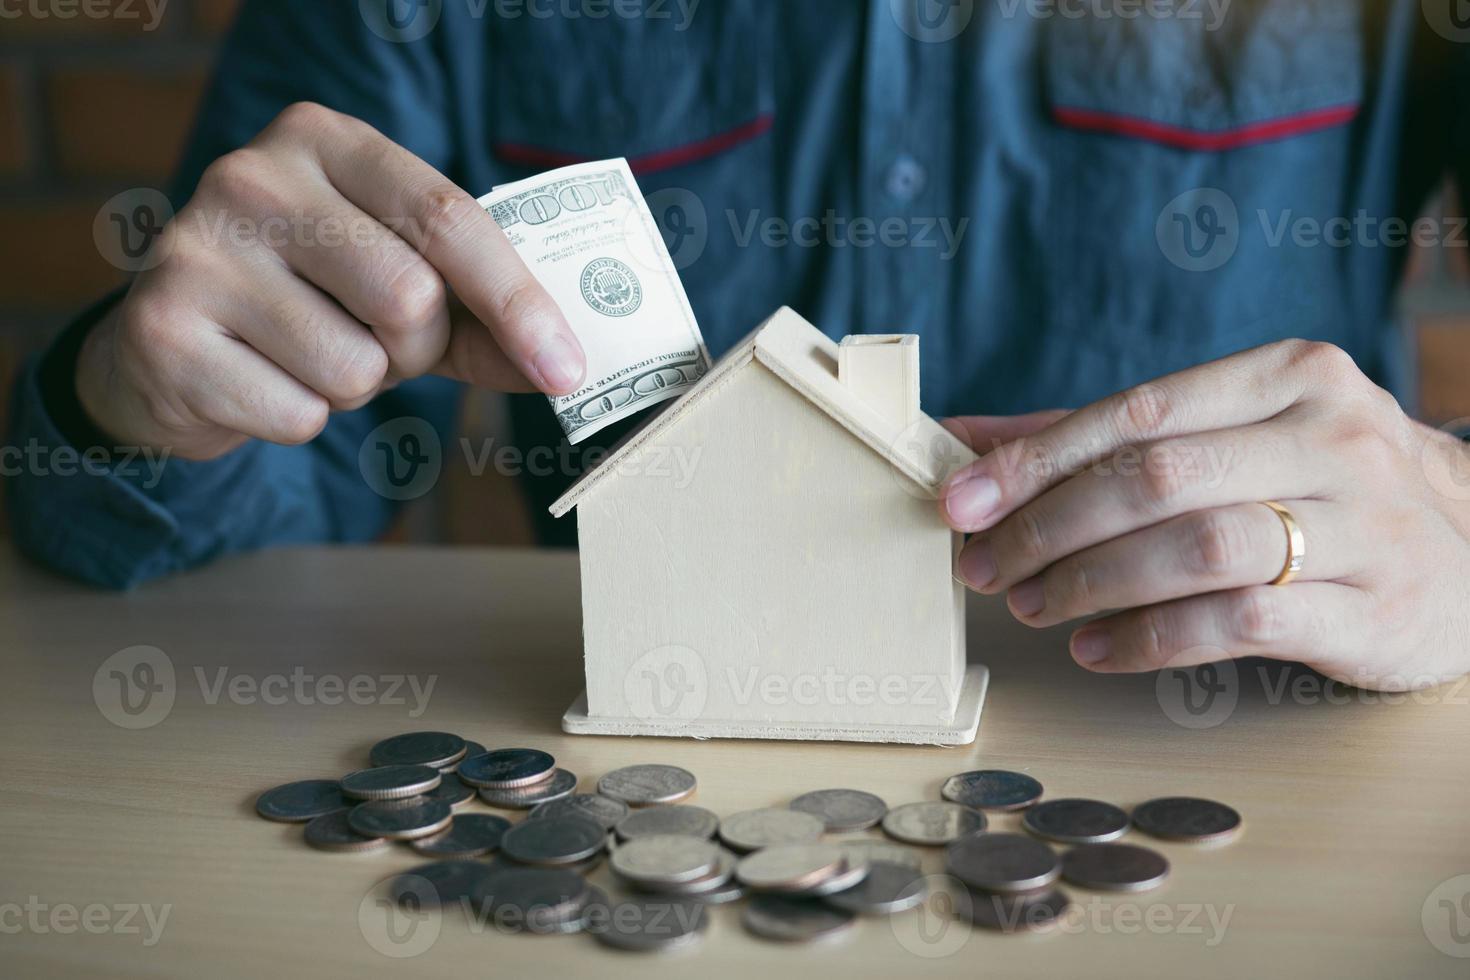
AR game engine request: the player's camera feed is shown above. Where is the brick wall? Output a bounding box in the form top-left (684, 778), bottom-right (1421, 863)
top-left (0, 3), bottom-right (1466, 549)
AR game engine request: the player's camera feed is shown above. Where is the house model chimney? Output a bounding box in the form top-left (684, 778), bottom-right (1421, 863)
top-left (838, 334), bottom-right (920, 427)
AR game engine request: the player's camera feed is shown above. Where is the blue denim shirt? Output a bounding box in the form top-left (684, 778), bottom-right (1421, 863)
top-left (7, 0), bottom-right (1467, 587)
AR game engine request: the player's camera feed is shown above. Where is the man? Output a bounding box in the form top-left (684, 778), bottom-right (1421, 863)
top-left (8, 0), bottom-right (1470, 690)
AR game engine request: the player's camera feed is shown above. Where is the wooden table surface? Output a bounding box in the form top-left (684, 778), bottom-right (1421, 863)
top-left (2, 545), bottom-right (1468, 979)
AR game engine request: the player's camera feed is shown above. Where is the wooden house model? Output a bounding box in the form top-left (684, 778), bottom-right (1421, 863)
top-left (551, 307), bottom-right (988, 744)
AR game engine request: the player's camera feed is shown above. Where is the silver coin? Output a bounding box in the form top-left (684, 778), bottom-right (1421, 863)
top-left (742, 895), bottom-right (855, 943)
top-left (645, 850), bottom-right (738, 897)
top-left (837, 839), bottom-right (923, 870)
top-left (585, 895), bottom-right (708, 953)
top-left (458, 748), bottom-right (556, 789)
top-left (1061, 843), bottom-right (1170, 892)
top-left (478, 769), bottom-right (578, 809)
top-left (424, 772), bottom-right (475, 809)
top-left (369, 731), bottom-right (467, 770)
top-left (390, 859), bottom-right (498, 909)
top-left (597, 765), bottom-right (697, 806)
top-left (302, 809), bottom-right (390, 853)
top-left (1023, 799), bottom-right (1129, 845)
top-left (611, 834), bottom-right (721, 886)
top-left (498, 813), bottom-right (606, 865)
top-left (803, 856), bottom-right (870, 897)
top-left (736, 843), bottom-right (846, 892)
top-left (941, 770), bottom-right (1044, 812)
top-left (470, 866), bottom-right (592, 934)
top-left (441, 740), bottom-right (487, 774)
top-left (347, 797), bottom-right (453, 840)
top-left (946, 832), bottom-right (1061, 894)
top-left (255, 780), bottom-right (349, 822)
top-left (530, 793), bottom-right (630, 831)
top-left (881, 802), bottom-right (987, 845)
top-left (790, 789), bottom-right (888, 832)
top-left (965, 887), bottom-right (1071, 932)
top-left (411, 813), bottom-right (513, 858)
top-left (1131, 797), bottom-right (1241, 843)
top-left (823, 860), bottom-right (927, 915)
top-left (615, 804), bottom-right (720, 841)
top-left (719, 808), bottom-right (825, 852)
top-left (340, 764), bottom-right (442, 801)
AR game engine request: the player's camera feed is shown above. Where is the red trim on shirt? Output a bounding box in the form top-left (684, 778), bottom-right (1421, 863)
top-left (1051, 103), bottom-right (1360, 151)
top-left (494, 113), bottom-right (774, 175)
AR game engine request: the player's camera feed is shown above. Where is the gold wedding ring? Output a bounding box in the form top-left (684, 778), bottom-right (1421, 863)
top-left (1262, 501), bottom-right (1305, 586)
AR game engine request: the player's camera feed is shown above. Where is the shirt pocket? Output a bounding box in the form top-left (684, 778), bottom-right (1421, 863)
top-left (488, 4), bottom-right (774, 175)
top-left (485, 4), bottom-right (777, 356)
top-left (1041, 1), bottom-right (1365, 370)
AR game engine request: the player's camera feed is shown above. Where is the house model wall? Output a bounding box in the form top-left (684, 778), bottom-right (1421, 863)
top-left (552, 307), bottom-right (989, 744)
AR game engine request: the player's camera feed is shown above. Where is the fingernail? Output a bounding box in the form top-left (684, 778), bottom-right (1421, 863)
top-left (533, 334), bottom-right (585, 394)
top-left (1009, 578), bottom-right (1045, 618)
top-left (1072, 629), bottom-right (1110, 666)
top-left (944, 476), bottom-right (1001, 529)
top-left (955, 540), bottom-right (997, 589)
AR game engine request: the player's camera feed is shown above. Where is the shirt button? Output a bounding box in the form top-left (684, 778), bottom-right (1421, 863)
top-left (885, 156), bottom-right (926, 201)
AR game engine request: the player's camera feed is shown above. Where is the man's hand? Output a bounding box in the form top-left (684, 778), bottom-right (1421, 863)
top-left (77, 102), bottom-right (587, 460)
top-left (939, 341), bottom-right (1470, 691)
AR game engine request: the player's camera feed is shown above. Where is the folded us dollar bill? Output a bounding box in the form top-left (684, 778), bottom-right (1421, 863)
top-left (477, 158), bottom-right (711, 444)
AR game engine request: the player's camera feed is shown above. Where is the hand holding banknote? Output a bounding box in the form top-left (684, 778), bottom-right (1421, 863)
top-left (73, 101), bottom-right (592, 460)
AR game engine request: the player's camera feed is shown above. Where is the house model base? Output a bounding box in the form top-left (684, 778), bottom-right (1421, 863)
top-left (562, 664), bottom-right (988, 745)
top-left (550, 308), bottom-right (989, 746)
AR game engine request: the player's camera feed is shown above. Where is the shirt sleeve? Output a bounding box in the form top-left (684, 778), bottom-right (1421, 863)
top-left (3, 0), bottom-right (462, 590)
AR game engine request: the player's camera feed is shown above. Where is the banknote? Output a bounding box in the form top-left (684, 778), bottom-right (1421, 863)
top-left (478, 159), bottom-right (710, 444)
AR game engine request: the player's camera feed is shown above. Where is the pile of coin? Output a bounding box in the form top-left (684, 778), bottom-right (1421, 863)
top-left (255, 733), bottom-right (1241, 950)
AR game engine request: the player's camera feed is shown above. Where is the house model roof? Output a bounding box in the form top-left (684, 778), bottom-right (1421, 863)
top-left (549, 306), bottom-right (978, 517)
